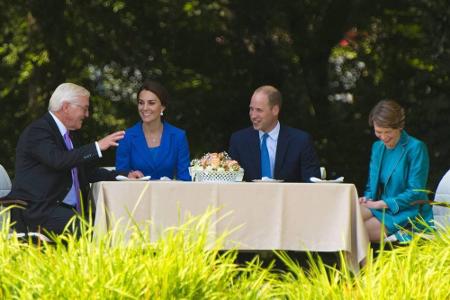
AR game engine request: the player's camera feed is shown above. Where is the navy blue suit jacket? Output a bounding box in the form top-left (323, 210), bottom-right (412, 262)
top-left (228, 125), bottom-right (320, 182)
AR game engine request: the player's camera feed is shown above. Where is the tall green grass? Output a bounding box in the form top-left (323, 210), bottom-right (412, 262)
top-left (274, 229), bottom-right (450, 299)
top-left (1, 207), bottom-right (449, 299)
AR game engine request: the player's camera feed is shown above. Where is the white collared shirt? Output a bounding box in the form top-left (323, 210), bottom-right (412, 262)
top-left (259, 122), bottom-right (280, 177)
top-left (49, 111), bottom-right (69, 139)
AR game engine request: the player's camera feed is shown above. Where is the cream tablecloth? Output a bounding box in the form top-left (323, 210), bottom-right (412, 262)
top-left (92, 181), bottom-right (369, 272)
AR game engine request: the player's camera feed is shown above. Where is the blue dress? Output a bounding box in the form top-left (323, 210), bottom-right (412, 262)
top-left (364, 130), bottom-right (433, 234)
top-left (115, 121), bottom-right (191, 181)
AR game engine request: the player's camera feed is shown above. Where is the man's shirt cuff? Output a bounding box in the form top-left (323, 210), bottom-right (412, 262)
top-left (95, 142), bottom-right (102, 158)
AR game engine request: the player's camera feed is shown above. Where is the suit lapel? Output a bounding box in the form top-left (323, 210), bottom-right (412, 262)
top-left (274, 126), bottom-right (289, 177)
top-left (44, 112), bottom-right (67, 150)
top-left (136, 123), bottom-right (157, 172)
top-left (136, 122), bottom-right (171, 173)
top-left (384, 131), bottom-right (408, 186)
top-left (152, 124), bottom-right (171, 172)
top-left (372, 145), bottom-right (384, 199)
top-left (249, 129), bottom-right (261, 177)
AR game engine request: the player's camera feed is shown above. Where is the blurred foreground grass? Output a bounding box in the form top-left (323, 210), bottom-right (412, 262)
top-left (1, 208), bottom-right (449, 299)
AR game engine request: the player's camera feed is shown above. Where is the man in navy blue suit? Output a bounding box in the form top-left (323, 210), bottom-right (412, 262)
top-left (229, 85), bottom-right (320, 182)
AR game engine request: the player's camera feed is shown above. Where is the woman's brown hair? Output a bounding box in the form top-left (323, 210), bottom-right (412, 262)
top-left (368, 100), bottom-right (405, 129)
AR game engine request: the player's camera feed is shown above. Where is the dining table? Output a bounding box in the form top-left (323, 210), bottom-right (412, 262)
top-left (92, 180), bottom-right (370, 272)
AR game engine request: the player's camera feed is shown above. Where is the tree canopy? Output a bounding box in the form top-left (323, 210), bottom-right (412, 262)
top-left (1, 0), bottom-right (449, 191)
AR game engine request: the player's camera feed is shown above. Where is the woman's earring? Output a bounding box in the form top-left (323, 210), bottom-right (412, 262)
top-left (160, 111), bottom-right (164, 116)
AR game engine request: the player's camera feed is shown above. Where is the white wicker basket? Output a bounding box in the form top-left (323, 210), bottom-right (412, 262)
top-left (190, 169), bottom-right (244, 182)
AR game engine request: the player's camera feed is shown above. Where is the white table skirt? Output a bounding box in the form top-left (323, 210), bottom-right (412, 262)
top-left (92, 181), bottom-right (369, 272)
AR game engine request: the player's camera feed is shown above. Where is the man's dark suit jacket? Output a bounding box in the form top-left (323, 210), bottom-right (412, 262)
top-left (228, 125), bottom-right (321, 182)
top-left (5, 112), bottom-right (117, 231)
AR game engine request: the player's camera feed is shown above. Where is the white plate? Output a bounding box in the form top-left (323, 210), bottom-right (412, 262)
top-left (115, 175), bottom-right (151, 181)
top-left (252, 179), bottom-right (284, 183)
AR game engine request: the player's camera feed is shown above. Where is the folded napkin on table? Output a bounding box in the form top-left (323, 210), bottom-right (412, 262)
top-left (310, 176), bottom-right (344, 183)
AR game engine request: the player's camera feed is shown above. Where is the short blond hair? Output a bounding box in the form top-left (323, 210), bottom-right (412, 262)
top-left (48, 83), bottom-right (90, 112)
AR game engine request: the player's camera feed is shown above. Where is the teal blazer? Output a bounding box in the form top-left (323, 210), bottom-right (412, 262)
top-left (364, 130), bottom-right (433, 228)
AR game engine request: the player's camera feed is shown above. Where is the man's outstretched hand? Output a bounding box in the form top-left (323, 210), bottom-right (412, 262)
top-left (97, 131), bottom-right (125, 151)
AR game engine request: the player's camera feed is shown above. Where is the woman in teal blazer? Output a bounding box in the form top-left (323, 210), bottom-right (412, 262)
top-left (360, 100), bottom-right (433, 242)
top-left (115, 81), bottom-right (191, 181)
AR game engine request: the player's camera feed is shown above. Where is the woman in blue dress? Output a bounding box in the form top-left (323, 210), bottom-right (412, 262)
top-left (360, 100), bottom-right (433, 242)
top-left (115, 81), bottom-right (191, 181)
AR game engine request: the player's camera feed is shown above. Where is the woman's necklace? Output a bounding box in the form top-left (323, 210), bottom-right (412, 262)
top-left (149, 134), bottom-right (159, 143)
top-left (144, 124), bottom-right (163, 145)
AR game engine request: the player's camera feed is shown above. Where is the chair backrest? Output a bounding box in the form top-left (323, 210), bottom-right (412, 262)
top-left (433, 169), bottom-right (450, 229)
top-left (0, 164), bottom-right (12, 198)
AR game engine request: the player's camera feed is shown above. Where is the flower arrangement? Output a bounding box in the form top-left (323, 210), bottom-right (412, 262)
top-left (189, 152), bottom-right (244, 182)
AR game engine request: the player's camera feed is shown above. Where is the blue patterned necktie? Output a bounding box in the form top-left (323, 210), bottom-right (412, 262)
top-left (63, 132), bottom-right (81, 212)
top-left (260, 133), bottom-right (271, 178)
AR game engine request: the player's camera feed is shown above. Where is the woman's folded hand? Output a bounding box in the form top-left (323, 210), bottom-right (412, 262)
top-left (361, 199), bottom-right (388, 209)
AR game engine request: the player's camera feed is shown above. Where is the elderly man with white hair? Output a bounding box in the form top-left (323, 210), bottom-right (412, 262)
top-left (4, 82), bottom-right (142, 236)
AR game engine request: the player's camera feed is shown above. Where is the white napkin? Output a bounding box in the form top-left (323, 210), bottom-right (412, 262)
top-left (115, 175), bottom-right (151, 181)
top-left (310, 176), bottom-right (344, 183)
top-left (159, 176), bottom-right (172, 181)
top-left (252, 177), bottom-right (284, 182)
